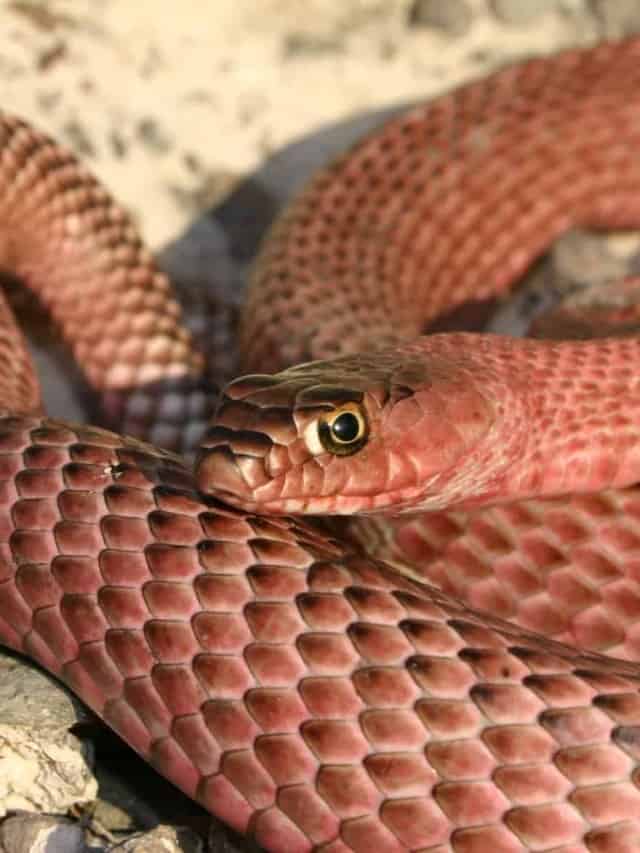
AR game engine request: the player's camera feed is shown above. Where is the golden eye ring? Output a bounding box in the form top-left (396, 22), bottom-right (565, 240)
top-left (317, 402), bottom-right (368, 456)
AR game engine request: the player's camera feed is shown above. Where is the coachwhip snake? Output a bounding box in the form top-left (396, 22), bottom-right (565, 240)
top-left (1, 36), bottom-right (640, 853)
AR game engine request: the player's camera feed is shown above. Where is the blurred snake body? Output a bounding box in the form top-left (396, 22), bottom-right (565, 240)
top-left (2, 36), bottom-right (640, 853)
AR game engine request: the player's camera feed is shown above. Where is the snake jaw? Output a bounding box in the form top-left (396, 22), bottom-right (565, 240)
top-left (194, 426), bottom-right (272, 506)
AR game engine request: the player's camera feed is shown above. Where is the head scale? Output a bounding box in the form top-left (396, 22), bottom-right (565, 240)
top-left (195, 346), bottom-right (496, 515)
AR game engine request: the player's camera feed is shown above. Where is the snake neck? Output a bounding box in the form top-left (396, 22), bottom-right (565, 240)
top-left (435, 334), bottom-right (640, 511)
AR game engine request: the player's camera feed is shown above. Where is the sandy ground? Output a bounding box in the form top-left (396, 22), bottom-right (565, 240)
top-left (0, 0), bottom-right (601, 249)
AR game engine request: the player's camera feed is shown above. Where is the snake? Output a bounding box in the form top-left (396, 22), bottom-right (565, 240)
top-left (2, 34), bottom-right (640, 853)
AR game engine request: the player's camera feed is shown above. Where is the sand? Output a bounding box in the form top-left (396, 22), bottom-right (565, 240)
top-left (0, 0), bottom-right (599, 248)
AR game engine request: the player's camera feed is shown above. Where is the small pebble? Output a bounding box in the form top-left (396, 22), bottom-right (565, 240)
top-left (407, 0), bottom-right (473, 37)
top-left (588, 0), bottom-right (640, 36)
top-left (490, 0), bottom-right (559, 26)
top-left (63, 118), bottom-right (95, 157)
top-left (282, 31), bottom-right (344, 57)
top-left (137, 117), bottom-right (171, 154)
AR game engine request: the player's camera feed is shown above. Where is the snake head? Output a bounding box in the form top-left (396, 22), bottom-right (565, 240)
top-left (195, 341), bottom-right (500, 515)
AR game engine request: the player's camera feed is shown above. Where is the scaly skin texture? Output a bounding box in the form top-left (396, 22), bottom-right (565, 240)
top-left (2, 36), bottom-right (640, 853)
top-left (200, 334), bottom-right (640, 514)
top-left (241, 37), bottom-right (640, 374)
top-left (197, 37), bottom-right (640, 711)
top-left (4, 417), bottom-right (640, 853)
top-left (0, 114), bottom-right (210, 450)
top-left (0, 288), bottom-right (40, 415)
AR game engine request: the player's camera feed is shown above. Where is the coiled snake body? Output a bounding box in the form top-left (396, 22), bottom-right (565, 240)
top-left (1, 37), bottom-right (640, 853)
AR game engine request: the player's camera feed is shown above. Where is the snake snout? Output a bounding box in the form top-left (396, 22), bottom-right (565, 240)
top-left (195, 443), bottom-right (254, 501)
top-left (196, 370), bottom-right (315, 505)
top-left (195, 423), bottom-right (275, 502)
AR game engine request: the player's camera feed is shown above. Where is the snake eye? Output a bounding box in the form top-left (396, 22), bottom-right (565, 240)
top-left (317, 403), bottom-right (368, 456)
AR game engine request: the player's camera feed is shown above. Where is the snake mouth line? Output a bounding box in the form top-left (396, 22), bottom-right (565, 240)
top-left (195, 434), bottom-right (448, 515)
top-left (196, 429), bottom-right (273, 500)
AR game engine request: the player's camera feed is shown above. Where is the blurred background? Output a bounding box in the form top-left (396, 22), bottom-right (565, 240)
top-left (0, 0), bottom-right (634, 249)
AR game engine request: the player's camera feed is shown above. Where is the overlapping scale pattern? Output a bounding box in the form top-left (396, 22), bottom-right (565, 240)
top-left (0, 113), bottom-right (212, 451)
top-left (2, 31), bottom-right (640, 853)
top-left (244, 37), bottom-right (640, 374)
top-left (350, 486), bottom-right (640, 665)
top-left (2, 417), bottom-right (640, 851)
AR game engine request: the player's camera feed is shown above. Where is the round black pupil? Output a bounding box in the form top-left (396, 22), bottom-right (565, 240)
top-left (331, 412), bottom-right (360, 443)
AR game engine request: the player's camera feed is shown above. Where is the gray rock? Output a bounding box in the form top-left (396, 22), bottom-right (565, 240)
top-left (487, 229), bottom-right (640, 339)
top-left (0, 652), bottom-right (87, 729)
top-left (588, 0), bottom-right (640, 36)
top-left (552, 229), bottom-right (640, 287)
top-left (407, 0), bottom-right (474, 36)
top-left (0, 722), bottom-right (97, 818)
top-left (490, 0), bottom-right (559, 26)
top-left (0, 814), bottom-right (86, 853)
top-left (0, 653), bottom-right (97, 818)
top-left (109, 825), bottom-right (202, 853)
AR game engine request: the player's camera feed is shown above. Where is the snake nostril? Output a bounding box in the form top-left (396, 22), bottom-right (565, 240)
top-left (195, 445), bottom-right (255, 499)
